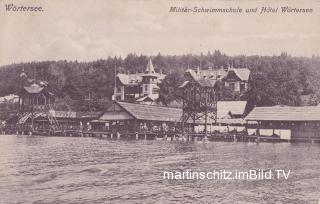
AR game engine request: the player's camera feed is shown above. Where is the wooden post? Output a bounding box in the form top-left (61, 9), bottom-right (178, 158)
top-left (233, 134), bottom-right (237, 142)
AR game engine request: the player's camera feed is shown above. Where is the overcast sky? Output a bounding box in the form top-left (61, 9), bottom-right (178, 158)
top-left (0, 0), bottom-right (320, 65)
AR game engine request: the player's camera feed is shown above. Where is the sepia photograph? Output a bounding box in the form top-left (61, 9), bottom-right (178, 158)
top-left (0, 0), bottom-right (320, 203)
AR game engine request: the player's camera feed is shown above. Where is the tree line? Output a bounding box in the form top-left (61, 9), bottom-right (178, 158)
top-left (0, 51), bottom-right (319, 111)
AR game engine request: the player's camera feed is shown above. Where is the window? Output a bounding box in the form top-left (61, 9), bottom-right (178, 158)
top-left (116, 86), bottom-right (122, 93)
top-left (240, 83), bottom-right (246, 92)
top-left (144, 85), bottom-right (148, 92)
top-left (152, 88), bottom-right (159, 94)
top-left (229, 82), bottom-right (235, 90)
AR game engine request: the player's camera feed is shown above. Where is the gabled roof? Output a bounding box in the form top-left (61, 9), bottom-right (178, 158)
top-left (245, 106), bottom-right (320, 121)
top-left (117, 73), bottom-right (143, 86)
top-left (136, 95), bottom-right (158, 102)
top-left (217, 101), bottom-right (247, 118)
top-left (99, 111), bottom-right (133, 121)
top-left (184, 69), bottom-right (217, 88)
top-left (23, 83), bottom-right (44, 94)
top-left (197, 78), bottom-right (217, 87)
top-left (227, 68), bottom-right (250, 81)
top-left (117, 72), bottom-right (166, 86)
top-left (198, 69), bottom-right (228, 79)
top-left (117, 102), bottom-right (182, 122)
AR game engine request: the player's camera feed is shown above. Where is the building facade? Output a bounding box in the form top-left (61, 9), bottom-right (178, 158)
top-left (90, 101), bottom-right (182, 134)
top-left (18, 69), bottom-right (55, 112)
top-left (194, 66), bottom-right (251, 93)
top-left (245, 106), bottom-right (320, 142)
top-left (112, 58), bottom-right (166, 104)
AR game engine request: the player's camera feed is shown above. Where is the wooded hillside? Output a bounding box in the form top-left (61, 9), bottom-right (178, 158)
top-left (1, 51), bottom-right (320, 109)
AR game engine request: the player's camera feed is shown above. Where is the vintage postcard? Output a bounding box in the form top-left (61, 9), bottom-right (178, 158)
top-left (0, 0), bottom-right (319, 203)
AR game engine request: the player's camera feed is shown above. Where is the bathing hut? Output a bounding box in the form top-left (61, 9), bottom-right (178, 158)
top-left (245, 106), bottom-right (320, 142)
top-left (90, 101), bottom-right (182, 135)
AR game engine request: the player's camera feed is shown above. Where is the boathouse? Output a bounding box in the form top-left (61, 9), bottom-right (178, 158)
top-left (245, 106), bottom-right (320, 142)
top-left (32, 111), bottom-right (101, 135)
top-left (90, 101), bottom-right (182, 134)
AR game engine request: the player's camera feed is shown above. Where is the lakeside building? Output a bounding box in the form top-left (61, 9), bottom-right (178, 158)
top-left (90, 101), bottom-right (183, 134)
top-left (18, 82), bottom-right (55, 112)
top-left (194, 101), bottom-right (249, 133)
top-left (192, 66), bottom-right (251, 93)
top-left (17, 68), bottom-right (55, 112)
top-left (179, 65), bottom-right (250, 134)
top-left (90, 100), bottom-right (250, 135)
top-left (245, 106), bottom-right (320, 142)
top-left (112, 58), bottom-right (166, 104)
top-left (13, 111), bottom-right (101, 135)
top-left (112, 59), bottom-right (250, 105)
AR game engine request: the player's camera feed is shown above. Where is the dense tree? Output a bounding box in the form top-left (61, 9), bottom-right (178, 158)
top-left (0, 52), bottom-right (319, 110)
top-left (158, 71), bottom-right (184, 106)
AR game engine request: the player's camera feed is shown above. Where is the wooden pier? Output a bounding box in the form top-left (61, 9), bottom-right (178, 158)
top-left (9, 128), bottom-right (292, 143)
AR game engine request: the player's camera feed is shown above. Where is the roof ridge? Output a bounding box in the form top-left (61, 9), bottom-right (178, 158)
top-left (117, 101), bottom-right (182, 110)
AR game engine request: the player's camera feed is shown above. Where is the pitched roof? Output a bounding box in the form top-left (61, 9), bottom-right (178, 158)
top-left (145, 58), bottom-right (155, 74)
top-left (99, 111), bottom-right (133, 121)
top-left (136, 95), bottom-right (158, 102)
top-left (198, 69), bottom-right (228, 79)
top-left (23, 83), bottom-right (44, 94)
top-left (184, 69), bottom-right (217, 88)
top-left (217, 101), bottom-right (247, 118)
top-left (245, 106), bottom-right (320, 121)
top-left (229, 68), bottom-right (250, 81)
top-left (117, 72), bottom-right (166, 86)
top-left (117, 73), bottom-right (143, 86)
top-left (117, 102), bottom-right (182, 122)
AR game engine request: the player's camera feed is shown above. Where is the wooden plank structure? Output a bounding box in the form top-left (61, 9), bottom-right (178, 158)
top-left (31, 111), bottom-right (101, 136)
top-left (179, 69), bottom-right (217, 139)
top-left (18, 83), bottom-right (55, 112)
top-left (245, 106), bottom-right (320, 143)
top-left (89, 101), bottom-right (182, 139)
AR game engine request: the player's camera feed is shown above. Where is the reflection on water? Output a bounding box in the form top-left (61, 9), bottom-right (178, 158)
top-left (0, 135), bottom-right (319, 204)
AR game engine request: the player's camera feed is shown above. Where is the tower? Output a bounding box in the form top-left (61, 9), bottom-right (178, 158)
top-left (179, 69), bottom-right (217, 137)
top-left (141, 58), bottom-right (159, 98)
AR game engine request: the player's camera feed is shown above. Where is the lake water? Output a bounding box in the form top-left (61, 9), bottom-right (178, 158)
top-left (0, 135), bottom-right (319, 204)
